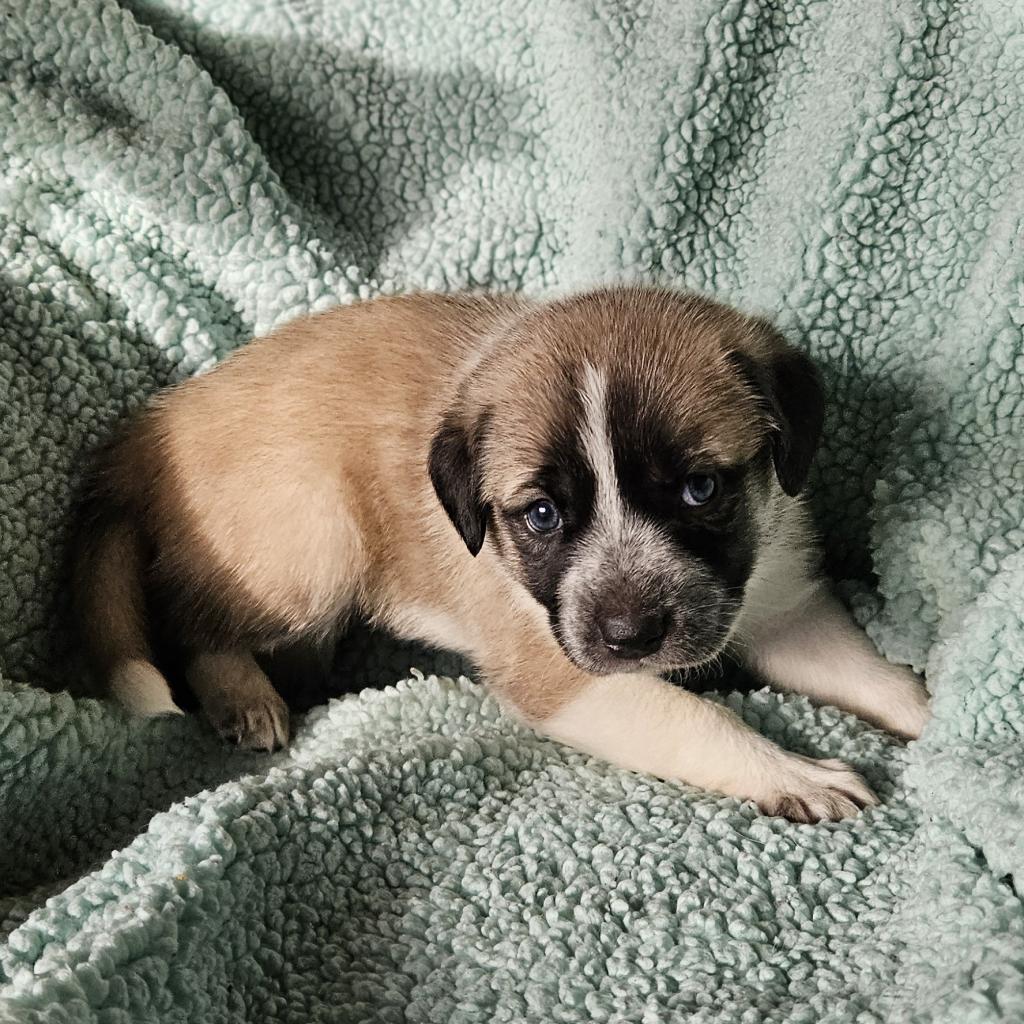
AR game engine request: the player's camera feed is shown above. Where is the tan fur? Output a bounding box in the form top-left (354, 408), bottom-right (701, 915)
top-left (73, 287), bottom-right (930, 816)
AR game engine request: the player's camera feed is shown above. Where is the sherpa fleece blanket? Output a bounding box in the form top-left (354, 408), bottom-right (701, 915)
top-left (2, 0), bottom-right (1024, 1020)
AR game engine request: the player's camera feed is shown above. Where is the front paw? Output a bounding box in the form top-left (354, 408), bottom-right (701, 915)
top-left (755, 754), bottom-right (878, 823)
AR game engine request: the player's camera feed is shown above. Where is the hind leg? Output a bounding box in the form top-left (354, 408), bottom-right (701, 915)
top-left (110, 659), bottom-right (183, 716)
top-left (186, 649), bottom-right (290, 751)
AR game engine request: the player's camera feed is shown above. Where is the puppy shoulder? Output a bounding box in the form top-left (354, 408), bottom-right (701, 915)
top-left (740, 491), bottom-right (822, 628)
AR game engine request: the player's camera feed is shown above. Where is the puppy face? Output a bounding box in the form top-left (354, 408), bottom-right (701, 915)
top-left (429, 288), bottom-right (824, 674)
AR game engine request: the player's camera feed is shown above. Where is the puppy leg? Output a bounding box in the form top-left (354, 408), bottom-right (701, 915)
top-left (740, 587), bottom-right (931, 740)
top-left (186, 649), bottom-right (290, 751)
top-left (539, 673), bottom-right (877, 822)
top-left (110, 660), bottom-right (183, 717)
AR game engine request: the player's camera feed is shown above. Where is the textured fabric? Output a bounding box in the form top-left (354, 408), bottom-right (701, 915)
top-left (2, 0), bottom-right (1023, 1020)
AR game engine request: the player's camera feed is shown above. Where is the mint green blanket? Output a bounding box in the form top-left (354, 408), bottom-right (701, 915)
top-left (3, 0), bottom-right (1024, 1020)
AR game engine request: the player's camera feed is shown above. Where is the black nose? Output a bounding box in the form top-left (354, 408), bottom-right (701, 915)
top-left (597, 609), bottom-right (669, 659)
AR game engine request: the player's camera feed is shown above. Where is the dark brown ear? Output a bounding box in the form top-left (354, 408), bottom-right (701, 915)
top-left (729, 326), bottom-right (825, 497)
top-left (428, 409), bottom-right (491, 556)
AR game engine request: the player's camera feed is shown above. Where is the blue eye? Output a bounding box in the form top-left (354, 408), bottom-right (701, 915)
top-left (682, 473), bottom-right (717, 507)
top-left (525, 499), bottom-right (562, 533)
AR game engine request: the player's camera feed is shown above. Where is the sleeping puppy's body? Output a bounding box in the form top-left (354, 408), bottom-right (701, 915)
top-left (74, 288), bottom-right (930, 821)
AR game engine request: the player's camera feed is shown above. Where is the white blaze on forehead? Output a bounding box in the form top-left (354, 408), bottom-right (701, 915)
top-left (560, 363), bottom-right (728, 669)
top-left (578, 362), bottom-right (627, 538)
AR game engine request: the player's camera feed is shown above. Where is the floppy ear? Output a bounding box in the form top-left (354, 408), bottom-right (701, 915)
top-left (428, 409), bottom-right (491, 556)
top-left (729, 326), bottom-right (825, 497)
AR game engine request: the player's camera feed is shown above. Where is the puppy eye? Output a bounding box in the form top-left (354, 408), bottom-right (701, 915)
top-left (682, 473), bottom-right (717, 507)
top-left (525, 499), bottom-right (562, 533)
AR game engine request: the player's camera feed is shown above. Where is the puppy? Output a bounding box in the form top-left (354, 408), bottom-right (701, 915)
top-left (73, 287), bottom-right (930, 821)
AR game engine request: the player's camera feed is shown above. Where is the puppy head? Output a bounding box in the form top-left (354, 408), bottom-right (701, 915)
top-left (429, 287), bottom-right (824, 673)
